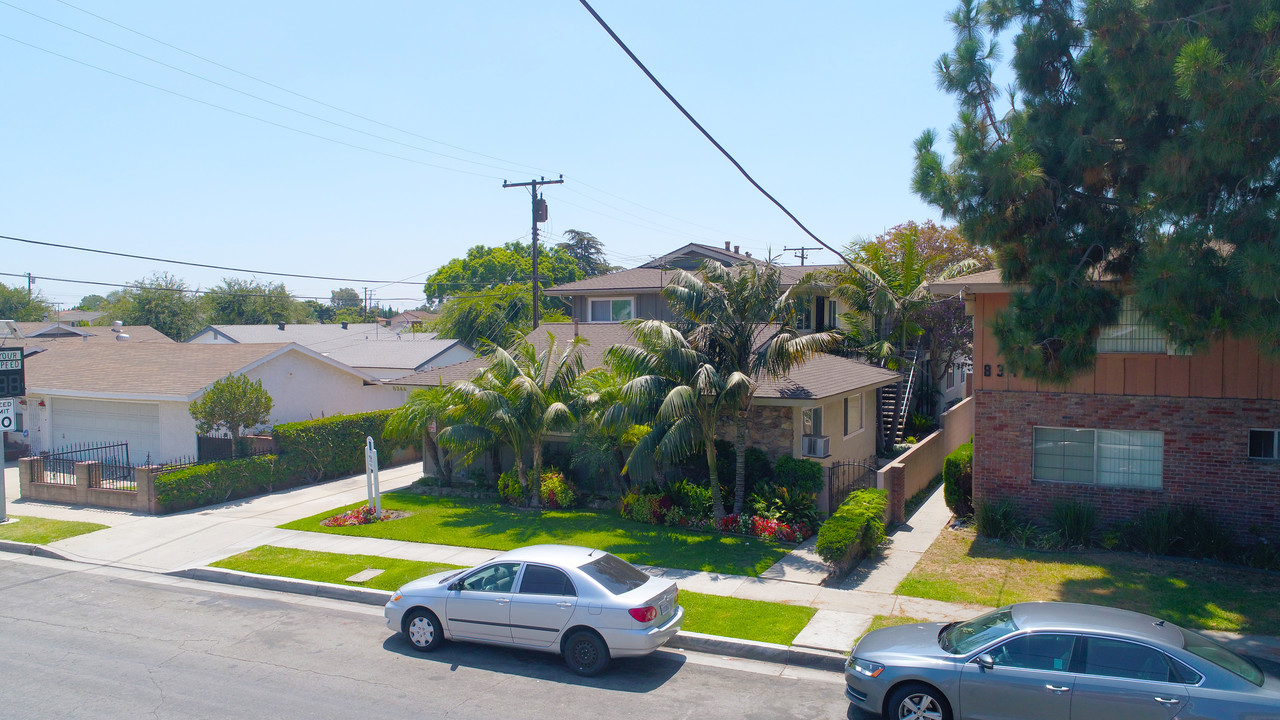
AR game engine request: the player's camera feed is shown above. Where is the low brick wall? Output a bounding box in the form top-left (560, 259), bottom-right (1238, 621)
top-left (19, 457), bottom-right (160, 513)
top-left (973, 390), bottom-right (1280, 539)
top-left (879, 396), bottom-right (974, 523)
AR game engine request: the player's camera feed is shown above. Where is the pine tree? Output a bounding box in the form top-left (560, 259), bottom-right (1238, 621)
top-left (914, 0), bottom-right (1280, 382)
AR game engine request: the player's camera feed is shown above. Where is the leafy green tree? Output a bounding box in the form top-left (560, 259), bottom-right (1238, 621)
top-left (429, 284), bottom-right (569, 352)
top-left (384, 387), bottom-right (455, 485)
top-left (664, 260), bottom-right (839, 514)
top-left (108, 272), bottom-right (202, 340)
top-left (441, 334), bottom-right (586, 507)
top-left (330, 287), bottom-right (362, 310)
top-left (604, 321), bottom-right (754, 523)
top-left (556, 229), bottom-right (616, 278)
top-left (76, 294), bottom-right (107, 311)
top-left (204, 277), bottom-right (302, 325)
top-left (914, 0), bottom-right (1280, 382)
top-left (188, 374), bottom-right (274, 457)
top-left (423, 241), bottom-right (582, 300)
top-left (300, 299), bottom-right (335, 323)
top-left (0, 282), bottom-right (52, 321)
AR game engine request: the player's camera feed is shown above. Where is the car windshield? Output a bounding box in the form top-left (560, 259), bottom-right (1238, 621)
top-left (941, 608), bottom-right (1018, 655)
top-left (579, 553), bottom-right (650, 595)
top-left (1180, 627), bottom-right (1264, 687)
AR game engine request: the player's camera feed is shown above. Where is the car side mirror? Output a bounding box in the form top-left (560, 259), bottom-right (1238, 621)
top-left (448, 581), bottom-right (462, 592)
top-left (974, 653), bottom-right (994, 670)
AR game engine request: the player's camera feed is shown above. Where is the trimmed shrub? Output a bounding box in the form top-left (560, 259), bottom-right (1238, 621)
top-left (975, 499), bottom-right (1020, 540)
top-left (750, 484), bottom-right (818, 529)
top-left (942, 441), bottom-right (974, 516)
top-left (1051, 500), bottom-right (1097, 548)
top-left (539, 470), bottom-right (578, 509)
top-left (665, 477), bottom-right (713, 517)
top-left (1124, 506), bottom-right (1179, 555)
top-left (773, 455), bottom-right (824, 496)
top-left (1171, 505), bottom-right (1235, 560)
top-left (815, 488), bottom-right (888, 564)
top-left (273, 410), bottom-right (406, 482)
top-left (154, 455), bottom-right (283, 512)
top-left (497, 469), bottom-right (524, 507)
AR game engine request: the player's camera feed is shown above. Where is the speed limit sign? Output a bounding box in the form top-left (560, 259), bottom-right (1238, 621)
top-left (0, 397), bottom-right (14, 431)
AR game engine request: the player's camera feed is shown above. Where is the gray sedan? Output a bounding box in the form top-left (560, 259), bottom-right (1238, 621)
top-left (845, 601), bottom-right (1280, 720)
top-left (384, 544), bottom-right (683, 676)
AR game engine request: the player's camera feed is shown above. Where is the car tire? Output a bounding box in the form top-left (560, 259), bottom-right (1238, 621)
top-left (885, 682), bottom-right (951, 720)
top-left (563, 629), bottom-right (610, 676)
top-left (403, 609), bottom-right (444, 652)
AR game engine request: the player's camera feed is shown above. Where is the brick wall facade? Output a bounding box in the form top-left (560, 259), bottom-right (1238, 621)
top-left (974, 390), bottom-right (1280, 539)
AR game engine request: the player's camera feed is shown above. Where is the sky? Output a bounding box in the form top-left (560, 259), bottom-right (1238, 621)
top-left (1, 0), bottom-right (968, 312)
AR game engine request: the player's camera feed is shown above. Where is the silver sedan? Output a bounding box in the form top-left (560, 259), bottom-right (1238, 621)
top-left (385, 544), bottom-right (683, 676)
top-left (845, 601), bottom-right (1280, 720)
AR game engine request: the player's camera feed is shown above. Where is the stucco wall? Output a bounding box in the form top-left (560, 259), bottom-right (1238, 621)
top-left (246, 352), bottom-right (404, 425)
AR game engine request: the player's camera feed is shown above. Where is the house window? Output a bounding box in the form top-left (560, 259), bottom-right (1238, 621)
top-left (1033, 426), bottom-right (1163, 489)
top-left (796, 302), bottom-right (812, 331)
top-left (802, 406), bottom-right (823, 436)
top-left (1096, 295), bottom-right (1190, 355)
top-left (588, 298), bottom-right (633, 322)
top-left (1249, 429), bottom-right (1280, 460)
top-left (828, 299), bottom-right (839, 330)
top-left (945, 365), bottom-right (956, 390)
top-left (843, 394), bottom-right (863, 437)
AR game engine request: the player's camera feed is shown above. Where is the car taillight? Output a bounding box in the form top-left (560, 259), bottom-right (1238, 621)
top-left (629, 606), bottom-right (657, 623)
top-left (673, 589), bottom-right (679, 605)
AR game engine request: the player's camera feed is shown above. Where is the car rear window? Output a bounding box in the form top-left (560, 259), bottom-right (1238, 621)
top-left (1180, 627), bottom-right (1264, 687)
top-left (579, 553), bottom-right (650, 595)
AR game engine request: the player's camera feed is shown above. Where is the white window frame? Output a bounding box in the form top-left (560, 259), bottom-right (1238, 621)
top-left (1249, 429), bottom-right (1280, 460)
top-left (587, 296), bottom-right (634, 323)
top-left (827, 299), bottom-right (839, 330)
top-left (1032, 425), bottom-right (1164, 489)
top-left (842, 393), bottom-right (864, 438)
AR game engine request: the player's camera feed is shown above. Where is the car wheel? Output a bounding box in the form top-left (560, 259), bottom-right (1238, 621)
top-left (886, 683), bottom-right (951, 720)
top-left (563, 630), bottom-right (610, 676)
top-left (403, 609), bottom-right (444, 652)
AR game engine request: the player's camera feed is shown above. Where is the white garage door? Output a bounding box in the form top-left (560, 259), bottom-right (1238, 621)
top-left (51, 398), bottom-right (161, 463)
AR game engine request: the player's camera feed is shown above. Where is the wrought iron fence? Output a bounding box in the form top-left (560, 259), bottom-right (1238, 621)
top-left (41, 441), bottom-right (135, 491)
top-left (827, 454), bottom-right (879, 511)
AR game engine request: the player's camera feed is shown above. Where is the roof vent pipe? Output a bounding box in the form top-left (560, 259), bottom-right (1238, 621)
top-left (724, 241), bottom-right (731, 251)
top-left (734, 245), bottom-right (740, 254)
top-left (277, 322), bottom-right (286, 331)
top-left (116, 333), bottom-right (130, 342)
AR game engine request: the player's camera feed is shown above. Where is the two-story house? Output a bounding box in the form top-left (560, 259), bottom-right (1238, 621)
top-left (929, 269), bottom-right (1280, 538)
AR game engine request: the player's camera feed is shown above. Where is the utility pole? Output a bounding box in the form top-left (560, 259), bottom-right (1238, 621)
top-left (784, 246), bottom-right (823, 266)
top-left (503, 175), bottom-right (563, 329)
top-left (26, 273), bottom-right (32, 299)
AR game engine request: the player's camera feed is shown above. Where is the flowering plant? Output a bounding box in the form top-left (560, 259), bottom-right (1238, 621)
top-left (322, 504), bottom-right (391, 527)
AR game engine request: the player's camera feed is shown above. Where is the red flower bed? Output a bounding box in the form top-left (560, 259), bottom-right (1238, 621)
top-left (322, 504), bottom-right (392, 527)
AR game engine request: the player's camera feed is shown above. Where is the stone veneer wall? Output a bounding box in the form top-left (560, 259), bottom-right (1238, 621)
top-left (715, 405), bottom-right (794, 462)
top-left (974, 390), bottom-right (1280, 539)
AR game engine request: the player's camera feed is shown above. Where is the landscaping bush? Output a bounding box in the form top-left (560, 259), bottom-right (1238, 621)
top-left (677, 441), bottom-right (772, 507)
top-left (1051, 500), bottom-right (1097, 548)
top-left (665, 477), bottom-right (713, 517)
top-left (497, 469), bottom-right (524, 507)
top-left (773, 455), bottom-right (823, 496)
top-left (539, 469), bottom-right (578, 509)
top-left (750, 484), bottom-right (818, 530)
top-left (815, 488), bottom-right (887, 564)
top-left (942, 441), bottom-right (974, 516)
top-left (273, 410), bottom-right (405, 482)
top-left (1124, 506), bottom-right (1179, 555)
top-left (1171, 505), bottom-right (1235, 560)
top-left (154, 455), bottom-right (283, 512)
top-left (975, 499), bottom-right (1020, 540)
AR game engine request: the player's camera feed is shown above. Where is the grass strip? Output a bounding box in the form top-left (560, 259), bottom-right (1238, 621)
top-left (0, 515), bottom-right (107, 544)
top-left (280, 492), bottom-right (787, 577)
top-left (678, 590), bottom-right (816, 645)
top-left (210, 546), bottom-right (462, 592)
top-left (897, 528), bottom-right (1280, 635)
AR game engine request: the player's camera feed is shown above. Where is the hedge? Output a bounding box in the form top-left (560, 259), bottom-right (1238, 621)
top-left (815, 488), bottom-right (887, 565)
top-left (273, 410), bottom-right (405, 482)
top-left (155, 455), bottom-right (284, 512)
top-left (942, 441), bottom-right (974, 517)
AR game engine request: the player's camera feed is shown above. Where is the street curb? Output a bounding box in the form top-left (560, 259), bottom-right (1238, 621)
top-left (0, 538), bottom-right (74, 561)
top-left (167, 566), bottom-right (849, 672)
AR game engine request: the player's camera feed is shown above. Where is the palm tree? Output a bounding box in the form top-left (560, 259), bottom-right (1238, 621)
top-left (440, 333), bottom-right (585, 507)
top-left (604, 320), bottom-right (754, 523)
top-left (383, 387), bottom-right (454, 485)
top-left (663, 259), bottom-right (840, 514)
top-left (567, 366), bottom-right (636, 495)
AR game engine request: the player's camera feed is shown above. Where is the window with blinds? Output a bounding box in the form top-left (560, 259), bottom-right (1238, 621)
top-left (1033, 426), bottom-right (1163, 489)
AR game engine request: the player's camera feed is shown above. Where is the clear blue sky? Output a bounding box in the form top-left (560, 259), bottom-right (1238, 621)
top-left (1, 0), bottom-right (964, 311)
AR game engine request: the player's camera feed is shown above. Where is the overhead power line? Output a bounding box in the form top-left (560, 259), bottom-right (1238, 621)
top-left (575, 0), bottom-right (853, 269)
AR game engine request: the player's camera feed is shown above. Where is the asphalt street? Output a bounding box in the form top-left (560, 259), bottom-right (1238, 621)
top-left (0, 554), bottom-right (853, 720)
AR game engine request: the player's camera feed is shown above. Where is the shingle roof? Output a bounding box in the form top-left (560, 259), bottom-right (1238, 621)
top-left (390, 321), bottom-right (899, 400)
top-left (319, 337), bottom-right (467, 371)
top-left (12, 322), bottom-right (174, 344)
top-left (543, 264), bottom-right (841, 297)
top-left (191, 322), bottom-right (436, 344)
top-left (22, 342), bottom-right (302, 399)
top-left (925, 268), bottom-right (1008, 295)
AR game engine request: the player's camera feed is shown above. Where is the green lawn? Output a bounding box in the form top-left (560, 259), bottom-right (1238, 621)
top-left (209, 545), bottom-right (814, 645)
top-left (897, 528), bottom-right (1280, 635)
top-left (280, 493), bottom-right (788, 577)
top-left (0, 515), bottom-right (108, 544)
top-left (210, 546), bottom-right (462, 592)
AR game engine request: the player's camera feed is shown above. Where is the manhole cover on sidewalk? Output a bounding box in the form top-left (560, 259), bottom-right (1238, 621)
top-left (346, 568), bottom-right (385, 583)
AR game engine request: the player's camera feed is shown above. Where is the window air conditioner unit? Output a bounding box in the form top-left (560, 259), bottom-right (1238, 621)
top-left (802, 434), bottom-right (830, 458)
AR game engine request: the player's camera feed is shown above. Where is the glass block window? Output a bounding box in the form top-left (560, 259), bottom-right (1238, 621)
top-left (1250, 429), bottom-right (1280, 460)
top-left (1033, 426), bottom-right (1163, 489)
top-left (1097, 295), bottom-right (1167, 353)
top-left (588, 298), bottom-right (633, 322)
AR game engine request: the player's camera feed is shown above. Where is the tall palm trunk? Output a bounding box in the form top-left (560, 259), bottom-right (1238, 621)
top-left (529, 441), bottom-right (543, 509)
top-left (732, 415), bottom-right (749, 515)
top-left (422, 430), bottom-right (451, 486)
top-left (706, 422), bottom-right (726, 523)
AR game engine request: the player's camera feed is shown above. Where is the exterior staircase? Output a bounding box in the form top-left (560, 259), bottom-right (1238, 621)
top-left (879, 338), bottom-right (921, 448)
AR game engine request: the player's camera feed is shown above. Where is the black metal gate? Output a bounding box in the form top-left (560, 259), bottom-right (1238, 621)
top-left (42, 441), bottom-right (134, 490)
top-left (827, 456), bottom-right (879, 511)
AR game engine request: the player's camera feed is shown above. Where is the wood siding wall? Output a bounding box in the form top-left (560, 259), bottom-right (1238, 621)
top-left (973, 293), bottom-right (1280, 400)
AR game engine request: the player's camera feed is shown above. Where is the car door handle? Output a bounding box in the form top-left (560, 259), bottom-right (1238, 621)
top-left (1045, 685), bottom-right (1070, 693)
top-left (1153, 697), bottom-right (1180, 705)
top-left (494, 597), bottom-right (510, 604)
top-left (556, 601), bottom-right (573, 608)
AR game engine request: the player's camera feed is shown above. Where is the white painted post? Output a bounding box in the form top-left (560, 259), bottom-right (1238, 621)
top-left (365, 436), bottom-right (381, 515)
